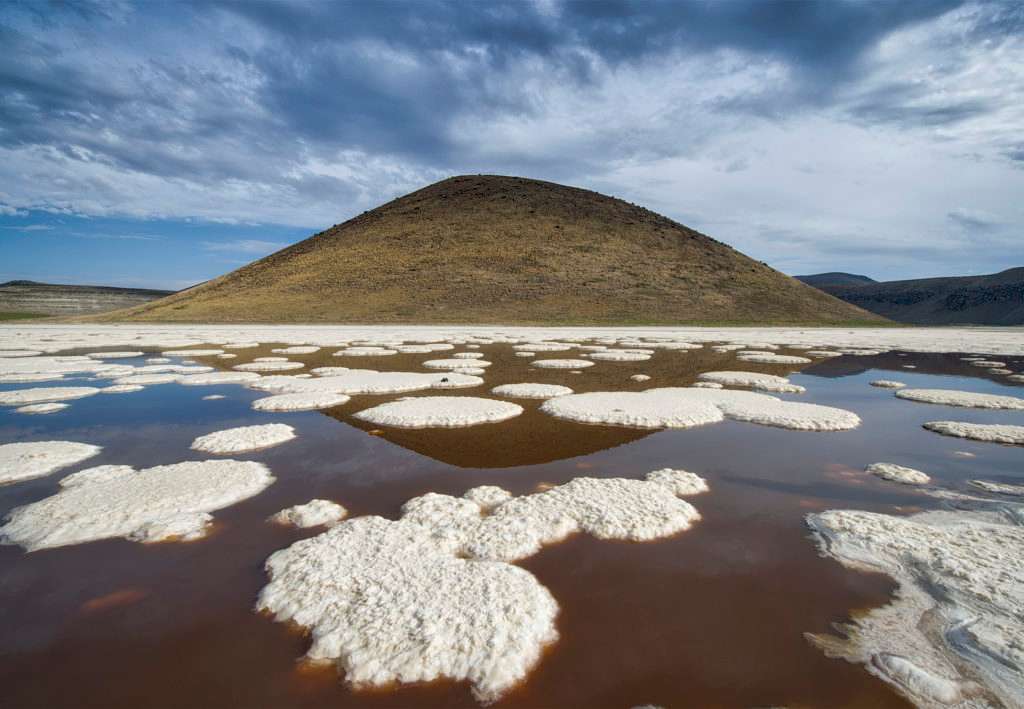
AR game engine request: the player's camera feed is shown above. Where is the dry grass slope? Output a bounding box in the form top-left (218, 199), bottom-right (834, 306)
top-left (105, 175), bottom-right (885, 325)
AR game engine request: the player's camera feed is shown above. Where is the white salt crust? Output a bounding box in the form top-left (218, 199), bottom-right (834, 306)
top-left (531, 359), bottom-right (595, 369)
top-left (870, 380), bottom-right (907, 389)
top-left (1, 460), bottom-right (274, 551)
top-left (697, 371), bottom-right (806, 393)
top-left (453, 352), bottom-right (485, 359)
top-left (866, 463), bottom-right (931, 485)
top-left (252, 392), bottom-right (351, 412)
top-left (180, 371), bottom-right (261, 386)
top-left (807, 507), bottom-right (1024, 708)
top-left (588, 350), bottom-right (652, 362)
top-left (515, 351), bottom-right (536, 357)
top-left (0, 386), bottom-right (100, 406)
top-left (0, 373), bottom-right (64, 383)
top-left (15, 402), bottom-right (68, 414)
top-left (272, 346), bottom-right (320, 355)
top-left (895, 388), bottom-right (1024, 410)
top-left (490, 383), bottom-right (574, 399)
top-left (630, 374), bottom-right (651, 382)
top-left (100, 384), bottom-right (144, 394)
top-left (691, 381), bottom-right (723, 389)
top-left (923, 421), bottom-right (1024, 445)
top-left (190, 423), bottom-right (296, 454)
top-left (86, 351), bottom-right (143, 359)
top-left (736, 353), bottom-right (813, 365)
top-left (514, 342), bottom-right (573, 352)
top-left (334, 347), bottom-right (397, 356)
top-left (234, 361), bottom-right (305, 372)
top-left (113, 373), bottom-right (179, 386)
top-left (250, 370), bottom-right (482, 396)
top-left (202, 394), bottom-right (225, 400)
top-left (422, 358), bottom-right (492, 370)
top-left (354, 397), bottom-right (523, 428)
top-left (162, 349), bottom-right (224, 356)
top-left (0, 441), bottom-right (102, 485)
top-left (270, 499), bottom-right (348, 528)
top-left (541, 387), bottom-right (859, 431)
top-left (969, 480), bottom-right (1024, 496)
top-left (257, 470), bottom-right (705, 701)
top-left (0, 350), bottom-right (42, 357)
top-left (146, 357), bottom-right (171, 364)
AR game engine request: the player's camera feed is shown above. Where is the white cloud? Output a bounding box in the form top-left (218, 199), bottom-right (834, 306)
top-left (200, 239), bottom-right (286, 254)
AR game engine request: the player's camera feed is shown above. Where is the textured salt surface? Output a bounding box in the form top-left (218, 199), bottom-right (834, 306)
top-left (1, 460), bottom-right (274, 550)
top-left (588, 350), bottom-right (652, 362)
top-left (113, 373), bottom-right (179, 386)
top-left (251, 370), bottom-right (482, 396)
top-left (258, 471), bottom-right (704, 701)
top-left (541, 387), bottom-right (859, 431)
top-left (180, 371), bottom-right (261, 386)
top-left (0, 373), bottom-right (64, 383)
top-left (272, 346), bottom-right (320, 355)
top-left (270, 499), bottom-right (348, 528)
top-left (866, 463), bottom-right (931, 485)
top-left (190, 424), bottom-right (296, 454)
top-left (736, 353), bottom-right (812, 364)
top-left (896, 389), bottom-right (1024, 410)
top-left (698, 371), bottom-right (805, 393)
top-left (15, 402), bottom-right (68, 415)
top-left (923, 421), bottom-right (1024, 445)
top-left (0, 441), bottom-right (102, 485)
top-left (969, 480), bottom-right (1024, 496)
top-left (531, 359), bottom-right (594, 369)
top-left (490, 383), bottom-right (574, 399)
top-left (870, 380), bottom-right (906, 389)
top-left (422, 358), bottom-right (492, 370)
top-left (807, 507), bottom-right (1024, 708)
top-left (354, 397), bottom-right (523, 428)
top-left (234, 361), bottom-right (304, 372)
top-left (630, 374), bottom-right (651, 382)
top-left (100, 384), bottom-right (144, 394)
top-left (252, 392), bottom-right (351, 412)
top-left (0, 386), bottom-right (100, 406)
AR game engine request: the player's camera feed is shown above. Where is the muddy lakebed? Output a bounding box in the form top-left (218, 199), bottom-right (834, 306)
top-left (0, 325), bottom-right (1022, 709)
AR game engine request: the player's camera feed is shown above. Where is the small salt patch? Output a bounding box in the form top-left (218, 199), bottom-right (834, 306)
top-left (490, 383), bottom-right (574, 399)
top-left (423, 358), bottom-right (493, 370)
top-left (866, 463), bottom-right (930, 485)
top-left (252, 392), bottom-right (350, 412)
top-left (0, 441), bottom-right (102, 485)
top-left (191, 423), bottom-right (296, 454)
top-left (0, 386), bottom-right (100, 406)
top-left (531, 359), bottom-right (594, 369)
top-left (234, 361), bottom-right (304, 372)
top-left (736, 353), bottom-right (812, 365)
top-left (271, 346), bottom-right (320, 355)
top-left (588, 350), bottom-right (652, 362)
top-left (923, 421), bottom-right (1024, 445)
top-left (269, 499), bottom-right (348, 528)
top-left (113, 373), bottom-right (179, 386)
top-left (698, 371), bottom-right (805, 393)
top-left (15, 402), bottom-right (68, 415)
top-left (100, 384), bottom-right (144, 394)
top-left (870, 380), bottom-right (906, 389)
top-left (630, 374), bottom-right (651, 382)
top-left (896, 388), bottom-right (1024, 410)
top-left (354, 396), bottom-right (523, 428)
top-left (202, 395), bottom-right (225, 401)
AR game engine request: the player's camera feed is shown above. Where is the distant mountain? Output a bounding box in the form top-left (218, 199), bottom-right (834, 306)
top-left (103, 175), bottom-right (882, 325)
top-left (0, 281), bottom-right (175, 317)
top-left (798, 268), bottom-right (1024, 325)
top-left (795, 272), bottom-right (877, 288)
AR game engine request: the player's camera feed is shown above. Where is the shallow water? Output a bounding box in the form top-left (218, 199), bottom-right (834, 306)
top-left (1, 341), bottom-right (1022, 708)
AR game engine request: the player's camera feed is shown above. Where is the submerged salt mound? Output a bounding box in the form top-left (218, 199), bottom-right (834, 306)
top-left (531, 358), bottom-right (594, 369)
top-left (923, 421), bottom-right (1024, 445)
top-left (697, 371), bottom-right (805, 393)
top-left (969, 480), bottom-right (1024, 497)
top-left (15, 402), bottom-right (68, 414)
top-left (895, 388), bottom-right (1024, 410)
top-left (866, 463), bottom-right (931, 485)
top-left (541, 387), bottom-right (859, 432)
top-left (870, 380), bottom-right (906, 389)
top-left (270, 499), bottom-right (348, 528)
top-left (806, 508), bottom-right (1024, 708)
top-left (191, 423), bottom-right (296, 454)
top-left (0, 386), bottom-right (100, 406)
top-left (354, 397), bottom-right (523, 428)
top-left (1, 460), bottom-right (275, 551)
top-left (490, 383), bottom-right (574, 399)
top-left (180, 371), bottom-right (261, 386)
top-left (258, 515), bottom-right (560, 702)
top-left (252, 392), bottom-right (351, 412)
top-left (0, 441), bottom-right (101, 485)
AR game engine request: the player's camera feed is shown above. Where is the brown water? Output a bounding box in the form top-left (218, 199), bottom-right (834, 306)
top-left (1, 343), bottom-right (1022, 708)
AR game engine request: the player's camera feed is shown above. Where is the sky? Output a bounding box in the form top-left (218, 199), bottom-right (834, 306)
top-left (1, 0), bottom-right (1022, 290)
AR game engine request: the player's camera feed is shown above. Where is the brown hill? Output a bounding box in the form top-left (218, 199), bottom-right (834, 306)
top-left (106, 175), bottom-right (885, 325)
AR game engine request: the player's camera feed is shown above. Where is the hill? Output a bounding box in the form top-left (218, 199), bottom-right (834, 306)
top-left (802, 268), bottom-right (1024, 325)
top-left (795, 272), bottom-right (876, 288)
top-left (105, 175), bottom-right (884, 325)
top-left (1, 280), bottom-right (174, 318)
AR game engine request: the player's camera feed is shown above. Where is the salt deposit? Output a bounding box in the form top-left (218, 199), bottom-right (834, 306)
top-left (272, 346), bottom-right (320, 355)
top-left (1, 460), bottom-right (274, 550)
top-left (257, 470), bottom-right (705, 700)
top-left (0, 441), bottom-right (102, 485)
top-left (269, 499), bottom-right (348, 528)
top-left (531, 359), bottom-right (594, 369)
top-left (514, 342), bottom-right (573, 352)
top-left (922, 421), bottom-right (1024, 445)
top-left (491, 383), bottom-right (574, 399)
top-left (866, 463), bottom-right (931, 485)
top-left (86, 351), bottom-right (143, 359)
top-left (15, 402), bottom-right (68, 414)
top-left (112, 373), bottom-right (179, 386)
top-left (453, 352), bottom-right (485, 359)
top-left (697, 371), bottom-right (806, 393)
top-left (515, 351), bottom-right (536, 357)
top-left (179, 371), bottom-right (261, 386)
top-left (969, 480), bottom-right (1024, 496)
top-left (736, 353), bottom-right (813, 365)
top-left (190, 423), bottom-right (296, 454)
top-left (60, 464), bottom-right (135, 488)
top-left (100, 384), bottom-right (144, 394)
top-left (541, 387), bottom-right (859, 432)
top-left (0, 386), bottom-right (100, 406)
top-left (334, 347), bottom-right (397, 356)
top-left (252, 392), bottom-right (351, 412)
top-left (630, 374), bottom-right (651, 382)
top-left (807, 507), bottom-right (1024, 708)
top-left (870, 380), bottom-right (906, 389)
top-left (162, 349), bottom-right (224, 357)
top-left (588, 350), bottom-right (652, 362)
top-left (234, 361), bottom-right (304, 372)
top-left (422, 358), bottom-right (492, 369)
top-left (250, 370), bottom-right (482, 396)
top-left (691, 381), bottom-right (723, 389)
top-left (895, 388), bottom-right (1024, 410)
top-left (354, 397), bottom-right (523, 428)
top-left (0, 373), bottom-right (64, 383)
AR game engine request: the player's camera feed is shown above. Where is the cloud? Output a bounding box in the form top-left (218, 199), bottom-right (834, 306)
top-left (2, 224), bottom-right (53, 232)
top-left (947, 208), bottom-right (998, 231)
top-left (201, 239), bottom-right (286, 254)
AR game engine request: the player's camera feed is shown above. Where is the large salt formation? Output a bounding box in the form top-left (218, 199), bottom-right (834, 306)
top-left (1, 460), bottom-right (275, 551)
top-left (807, 506), bottom-right (1024, 708)
top-left (258, 469), bottom-right (707, 701)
